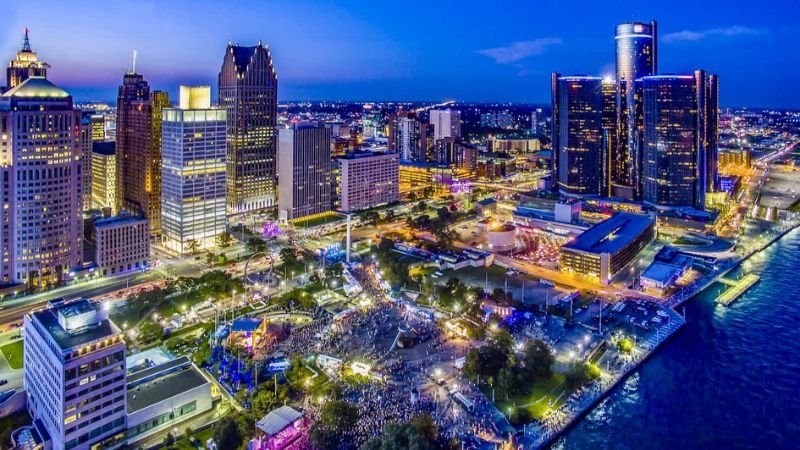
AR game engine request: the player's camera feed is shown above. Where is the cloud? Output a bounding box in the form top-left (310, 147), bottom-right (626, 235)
top-left (663, 26), bottom-right (763, 43)
top-left (477, 38), bottom-right (562, 64)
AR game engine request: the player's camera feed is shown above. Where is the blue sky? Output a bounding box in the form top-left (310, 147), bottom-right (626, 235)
top-left (2, 0), bottom-right (798, 107)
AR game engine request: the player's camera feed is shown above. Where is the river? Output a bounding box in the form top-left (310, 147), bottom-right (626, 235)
top-left (551, 227), bottom-right (800, 449)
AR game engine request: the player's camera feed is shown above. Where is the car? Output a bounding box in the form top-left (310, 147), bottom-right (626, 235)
top-left (0, 380), bottom-right (7, 386)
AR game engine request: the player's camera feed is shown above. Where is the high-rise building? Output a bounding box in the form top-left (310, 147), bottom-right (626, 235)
top-left (388, 112), bottom-right (431, 162)
top-left (278, 123), bottom-right (332, 221)
top-left (337, 151), bottom-right (399, 212)
top-left (639, 73), bottom-right (718, 210)
top-left (601, 78), bottom-right (618, 197)
top-left (5, 29), bottom-right (49, 91)
top-left (115, 72), bottom-right (168, 236)
top-left (24, 299), bottom-right (127, 450)
top-left (79, 114), bottom-right (93, 211)
top-left (0, 77), bottom-right (83, 288)
top-left (91, 142), bottom-right (117, 212)
top-left (429, 109), bottom-right (461, 140)
top-left (219, 42), bottom-right (278, 214)
top-left (530, 110), bottom-right (538, 134)
top-left (551, 75), bottom-right (604, 196)
top-left (161, 86), bottom-right (227, 255)
top-left (91, 215), bottom-right (150, 277)
top-left (614, 21), bottom-right (657, 196)
top-left (90, 114), bottom-right (105, 142)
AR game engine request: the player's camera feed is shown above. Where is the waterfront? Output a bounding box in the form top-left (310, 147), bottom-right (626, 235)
top-left (553, 227), bottom-right (800, 449)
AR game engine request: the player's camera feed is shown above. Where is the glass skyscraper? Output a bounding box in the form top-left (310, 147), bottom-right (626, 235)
top-left (551, 74), bottom-right (604, 196)
top-left (639, 73), bottom-right (718, 210)
top-left (614, 21), bottom-right (657, 197)
top-left (161, 86), bottom-right (227, 255)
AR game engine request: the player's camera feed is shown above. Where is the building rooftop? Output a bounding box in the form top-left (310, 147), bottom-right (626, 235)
top-left (563, 212), bottom-right (653, 255)
top-left (94, 214), bottom-right (148, 229)
top-left (31, 299), bottom-right (118, 351)
top-left (127, 357), bottom-right (209, 413)
top-left (641, 261), bottom-right (685, 285)
top-left (2, 76), bottom-right (69, 99)
top-left (256, 406), bottom-right (303, 436)
top-left (338, 149), bottom-right (394, 160)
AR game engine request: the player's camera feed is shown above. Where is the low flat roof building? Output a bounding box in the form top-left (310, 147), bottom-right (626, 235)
top-left (125, 356), bottom-right (213, 445)
top-left (91, 214), bottom-right (150, 277)
top-left (560, 212), bottom-right (655, 284)
top-left (337, 151), bottom-right (399, 212)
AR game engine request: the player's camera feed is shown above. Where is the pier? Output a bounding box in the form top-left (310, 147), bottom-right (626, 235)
top-left (717, 273), bottom-right (760, 306)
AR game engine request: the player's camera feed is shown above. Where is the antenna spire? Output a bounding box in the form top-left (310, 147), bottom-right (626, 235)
top-left (22, 28), bottom-right (31, 52)
top-left (132, 49), bottom-right (137, 74)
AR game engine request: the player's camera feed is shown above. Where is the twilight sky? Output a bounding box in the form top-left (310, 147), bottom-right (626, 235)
top-left (2, 0), bottom-right (798, 107)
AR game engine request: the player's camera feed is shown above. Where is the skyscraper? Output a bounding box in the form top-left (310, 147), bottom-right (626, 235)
top-left (219, 42), bottom-right (278, 215)
top-left (5, 29), bottom-right (49, 91)
top-left (429, 109), bottom-right (461, 140)
top-left (601, 78), bottom-right (618, 197)
top-left (614, 21), bottom-right (657, 197)
top-left (79, 114), bottom-right (93, 211)
top-left (551, 74), bottom-right (604, 196)
top-left (0, 77), bottom-right (83, 289)
top-left (639, 73), bottom-right (718, 210)
top-left (161, 86), bottom-right (227, 255)
top-left (91, 142), bottom-right (117, 212)
top-left (115, 72), bottom-right (168, 235)
top-left (278, 123), bottom-right (332, 221)
top-left (388, 112), bottom-right (431, 162)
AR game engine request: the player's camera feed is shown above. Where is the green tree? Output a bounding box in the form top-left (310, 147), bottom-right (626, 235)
top-left (318, 400), bottom-right (358, 432)
top-left (217, 230), bottom-right (233, 248)
top-left (279, 246), bottom-right (299, 266)
top-left (137, 320), bottom-right (163, 344)
top-left (310, 427), bottom-right (342, 450)
top-left (522, 339), bottom-right (554, 382)
top-left (212, 417), bottom-right (242, 450)
top-left (246, 237), bottom-right (267, 254)
top-left (185, 239), bottom-right (200, 255)
top-left (206, 252), bottom-right (216, 266)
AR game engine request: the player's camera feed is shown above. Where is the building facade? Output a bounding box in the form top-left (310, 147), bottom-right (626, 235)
top-left (614, 21), bottom-right (657, 196)
top-left (24, 299), bottom-right (127, 450)
top-left (429, 109), bottom-right (461, 140)
top-left (219, 42), bottom-right (278, 214)
top-left (92, 215), bottom-right (150, 277)
top-left (551, 75), bottom-right (604, 196)
top-left (115, 72), bottom-right (168, 236)
top-left (0, 77), bottom-right (83, 288)
top-left (79, 114), bottom-right (93, 211)
top-left (639, 73), bottom-right (718, 210)
top-left (161, 86), bottom-right (227, 255)
top-left (91, 142), bottom-right (116, 212)
top-left (389, 112), bottom-right (432, 163)
top-left (337, 151), bottom-right (399, 212)
top-left (278, 123), bottom-right (332, 221)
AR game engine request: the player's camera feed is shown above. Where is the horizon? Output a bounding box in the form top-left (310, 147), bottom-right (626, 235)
top-left (3, 0), bottom-right (799, 108)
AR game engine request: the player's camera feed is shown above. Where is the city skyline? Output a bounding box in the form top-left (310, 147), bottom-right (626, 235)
top-left (1, 0), bottom-right (798, 107)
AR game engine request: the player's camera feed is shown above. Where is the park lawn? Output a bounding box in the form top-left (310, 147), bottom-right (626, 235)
top-left (1, 340), bottom-right (24, 369)
top-left (174, 426), bottom-right (214, 450)
top-left (495, 372), bottom-right (567, 421)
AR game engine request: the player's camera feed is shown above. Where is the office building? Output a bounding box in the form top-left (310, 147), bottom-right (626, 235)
top-left (337, 151), bottom-right (399, 212)
top-left (24, 299), bottom-right (127, 450)
top-left (91, 215), bottom-right (150, 277)
top-left (0, 77), bottom-right (83, 288)
top-left (389, 112), bottom-right (432, 162)
top-left (551, 75), bottom-right (604, 196)
top-left (560, 212), bottom-right (654, 284)
top-left (115, 72), bottom-right (169, 236)
top-left (429, 109), bottom-right (461, 140)
top-left (5, 29), bottom-right (49, 91)
top-left (614, 21), bottom-right (657, 196)
top-left (476, 152), bottom-right (515, 180)
top-left (492, 138), bottom-right (541, 154)
top-left (601, 78), bottom-right (618, 196)
top-left (161, 86), bottom-right (227, 255)
top-left (80, 114), bottom-right (93, 211)
top-left (531, 110), bottom-right (538, 134)
top-left (91, 142), bottom-right (117, 212)
top-left (639, 73), bottom-right (718, 210)
top-left (219, 42), bottom-right (278, 214)
top-left (278, 123), bottom-right (332, 221)
top-left (90, 115), bottom-right (105, 142)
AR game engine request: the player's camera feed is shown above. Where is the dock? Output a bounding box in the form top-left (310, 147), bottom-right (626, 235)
top-left (717, 273), bottom-right (760, 306)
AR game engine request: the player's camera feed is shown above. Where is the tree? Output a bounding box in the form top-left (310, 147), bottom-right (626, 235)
top-left (360, 419), bottom-right (438, 450)
top-left (206, 252), bottom-right (216, 266)
top-left (137, 320), bottom-right (163, 344)
top-left (184, 427), bottom-right (193, 441)
top-left (246, 237), bottom-right (267, 254)
top-left (310, 427), bottom-right (342, 450)
top-left (212, 417), bottom-right (242, 450)
top-left (522, 339), bottom-right (554, 381)
top-left (185, 239), bottom-right (199, 255)
top-left (164, 432), bottom-right (175, 448)
top-left (564, 363), bottom-right (599, 391)
top-left (411, 413), bottom-right (438, 443)
top-left (217, 230), bottom-right (233, 248)
top-left (422, 186), bottom-right (435, 199)
top-left (279, 246), bottom-right (299, 266)
top-left (408, 191), bottom-right (418, 202)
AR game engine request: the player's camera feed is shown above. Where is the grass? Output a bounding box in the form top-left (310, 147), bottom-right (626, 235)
top-left (0, 340), bottom-right (23, 369)
top-left (490, 373), bottom-right (566, 421)
top-left (173, 426), bottom-right (214, 450)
